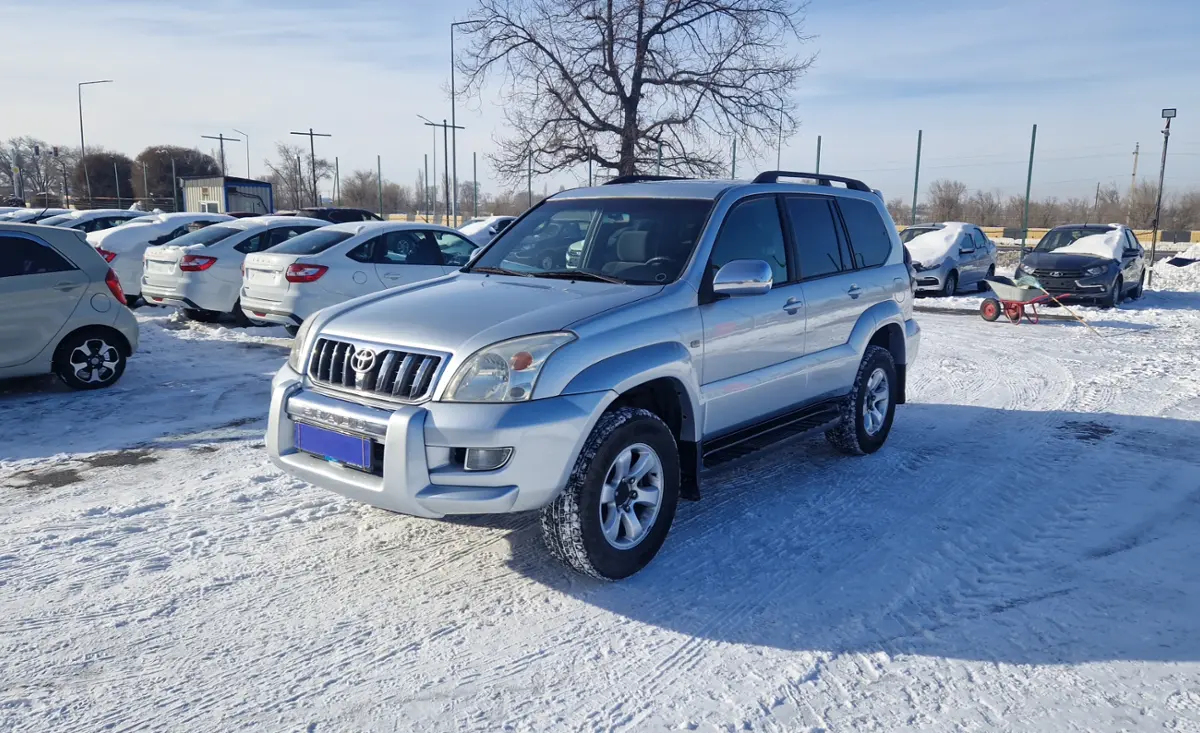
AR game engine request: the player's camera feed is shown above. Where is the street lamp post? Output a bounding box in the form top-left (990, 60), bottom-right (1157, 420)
top-left (290, 128), bottom-right (332, 207)
top-left (418, 115), bottom-right (464, 225)
top-left (1148, 108), bottom-right (1176, 287)
top-left (450, 21), bottom-right (473, 226)
top-left (232, 128), bottom-right (250, 177)
top-left (77, 79), bottom-right (113, 202)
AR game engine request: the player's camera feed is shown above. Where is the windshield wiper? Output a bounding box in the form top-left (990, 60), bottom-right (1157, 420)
top-left (470, 265), bottom-right (534, 277)
top-left (536, 269), bottom-right (627, 284)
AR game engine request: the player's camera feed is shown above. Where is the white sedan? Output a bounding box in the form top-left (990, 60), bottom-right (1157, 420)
top-left (141, 216), bottom-right (328, 323)
top-left (240, 221), bottom-right (479, 333)
top-left (87, 212), bottom-right (233, 304)
top-left (1, 208), bottom-right (72, 223)
top-left (459, 215), bottom-right (516, 245)
top-left (36, 209), bottom-right (148, 233)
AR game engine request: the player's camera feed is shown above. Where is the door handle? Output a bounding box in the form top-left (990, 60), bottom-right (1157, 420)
top-left (53, 281), bottom-right (77, 292)
top-left (847, 284), bottom-right (862, 299)
top-left (783, 297), bottom-right (802, 315)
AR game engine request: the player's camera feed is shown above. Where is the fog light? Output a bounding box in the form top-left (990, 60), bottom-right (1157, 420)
top-left (463, 447), bottom-right (513, 471)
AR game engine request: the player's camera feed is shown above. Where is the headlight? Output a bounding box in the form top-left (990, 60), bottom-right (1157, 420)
top-left (1083, 264), bottom-right (1107, 276)
top-left (287, 318), bottom-right (315, 372)
top-left (443, 332), bottom-right (576, 402)
top-left (913, 261), bottom-right (938, 272)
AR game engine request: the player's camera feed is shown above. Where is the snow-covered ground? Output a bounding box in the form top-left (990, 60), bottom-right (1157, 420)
top-left (3, 296), bottom-right (1200, 732)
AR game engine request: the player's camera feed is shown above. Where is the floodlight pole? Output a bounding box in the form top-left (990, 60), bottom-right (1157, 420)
top-left (1021, 124), bottom-right (1038, 252)
top-left (290, 128), bottom-right (331, 207)
top-left (911, 129), bottom-right (923, 225)
top-left (201, 133), bottom-right (241, 177)
top-left (1148, 109), bottom-right (1176, 287)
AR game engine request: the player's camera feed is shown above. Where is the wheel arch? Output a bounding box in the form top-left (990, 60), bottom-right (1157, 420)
top-left (53, 324), bottom-right (133, 364)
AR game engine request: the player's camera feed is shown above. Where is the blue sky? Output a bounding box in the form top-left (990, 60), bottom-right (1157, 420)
top-left (5, 0), bottom-right (1199, 203)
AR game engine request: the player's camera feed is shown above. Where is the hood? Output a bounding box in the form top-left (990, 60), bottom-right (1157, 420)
top-left (1021, 251), bottom-right (1115, 271)
top-left (904, 226), bottom-right (965, 266)
top-left (87, 222), bottom-right (160, 250)
top-left (320, 273), bottom-right (661, 356)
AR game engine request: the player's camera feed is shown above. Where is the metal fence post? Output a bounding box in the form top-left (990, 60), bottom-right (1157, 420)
top-left (1021, 124), bottom-right (1038, 251)
top-left (377, 155), bottom-right (384, 219)
top-left (114, 162), bottom-right (121, 208)
top-left (815, 135), bottom-right (822, 174)
top-left (911, 130), bottom-right (923, 225)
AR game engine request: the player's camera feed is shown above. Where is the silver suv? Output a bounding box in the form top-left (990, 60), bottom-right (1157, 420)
top-left (266, 172), bottom-right (921, 578)
top-left (0, 222), bottom-right (139, 389)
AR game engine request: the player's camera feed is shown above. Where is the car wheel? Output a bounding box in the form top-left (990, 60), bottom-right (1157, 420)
top-left (978, 265), bottom-right (995, 292)
top-left (1102, 277), bottom-right (1123, 309)
top-left (541, 407), bottom-right (680, 580)
top-left (980, 297), bottom-right (1001, 321)
top-left (540, 254), bottom-right (555, 270)
top-left (940, 270), bottom-right (958, 297)
top-left (124, 294), bottom-right (142, 309)
top-left (182, 308), bottom-right (222, 323)
top-left (285, 325), bottom-right (300, 337)
top-left (53, 329), bottom-right (127, 390)
top-left (825, 345), bottom-right (897, 456)
top-left (231, 300), bottom-right (270, 327)
top-left (1131, 271), bottom-right (1145, 299)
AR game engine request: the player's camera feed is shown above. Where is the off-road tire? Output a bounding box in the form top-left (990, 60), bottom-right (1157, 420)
top-left (940, 270), bottom-right (958, 297)
top-left (53, 328), bottom-right (128, 390)
top-left (825, 345), bottom-right (897, 456)
top-left (540, 407), bottom-right (680, 580)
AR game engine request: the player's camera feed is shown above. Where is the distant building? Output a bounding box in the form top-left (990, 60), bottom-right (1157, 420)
top-left (180, 176), bottom-right (274, 215)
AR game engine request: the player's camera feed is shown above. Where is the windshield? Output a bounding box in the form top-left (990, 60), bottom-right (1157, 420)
top-left (1033, 227), bottom-right (1113, 253)
top-left (468, 198), bottom-right (713, 284)
top-left (267, 228), bottom-right (355, 254)
top-left (459, 219), bottom-right (492, 236)
top-left (36, 214), bottom-right (75, 227)
top-left (899, 227), bottom-right (940, 243)
top-left (167, 224), bottom-right (245, 247)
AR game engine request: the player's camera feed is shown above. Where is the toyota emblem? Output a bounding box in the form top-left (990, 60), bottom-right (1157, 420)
top-left (351, 348), bottom-right (377, 374)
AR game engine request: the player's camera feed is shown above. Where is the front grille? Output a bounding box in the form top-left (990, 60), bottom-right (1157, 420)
top-left (308, 338), bottom-right (443, 402)
top-left (1032, 268), bottom-right (1083, 279)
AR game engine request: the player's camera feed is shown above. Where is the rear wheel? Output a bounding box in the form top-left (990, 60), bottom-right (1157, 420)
top-left (231, 300), bottom-right (270, 327)
top-left (940, 270), bottom-right (958, 297)
top-left (1131, 271), bottom-right (1145, 299)
top-left (980, 298), bottom-right (1001, 321)
top-left (826, 346), bottom-right (897, 456)
top-left (978, 265), bottom-right (996, 292)
top-left (541, 407), bottom-right (680, 580)
top-left (182, 308), bottom-right (222, 323)
top-left (53, 329), bottom-right (127, 390)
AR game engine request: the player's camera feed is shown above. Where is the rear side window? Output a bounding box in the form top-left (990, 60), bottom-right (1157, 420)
top-left (709, 196), bottom-right (789, 285)
top-left (266, 225), bottom-right (318, 248)
top-left (784, 196), bottom-right (849, 280)
top-left (267, 229), bottom-right (355, 255)
top-left (838, 198), bottom-right (894, 268)
top-left (0, 235), bottom-right (75, 278)
top-left (346, 237), bottom-right (378, 263)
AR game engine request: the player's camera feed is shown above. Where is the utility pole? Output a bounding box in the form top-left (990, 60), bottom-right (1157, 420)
top-left (1148, 109), bottom-right (1177, 287)
top-left (334, 157), bottom-right (340, 206)
top-left (473, 152), bottom-right (478, 218)
top-left (424, 153), bottom-right (429, 221)
top-left (171, 158), bottom-right (178, 212)
top-left (289, 128), bottom-right (331, 207)
top-left (776, 107), bottom-right (785, 169)
top-left (295, 156), bottom-right (303, 209)
top-left (140, 161), bottom-right (149, 207)
top-left (588, 157), bottom-right (593, 187)
top-left (418, 116), bottom-right (463, 224)
top-left (78, 79), bottom-right (113, 203)
top-left (201, 133), bottom-right (240, 177)
top-left (377, 155), bottom-right (384, 218)
top-left (815, 136), bottom-right (822, 174)
top-left (1128, 142), bottom-right (1140, 225)
top-left (113, 162), bottom-right (121, 208)
top-left (54, 148), bottom-right (69, 207)
top-left (527, 153), bottom-right (532, 209)
top-left (730, 139), bottom-right (737, 178)
top-left (911, 129), bottom-right (923, 225)
top-left (232, 128), bottom-right (250, 177)
top-left (657, 141), bottom-right (663, 175)
top-left (1021, 124), bottom-right (1038, 251)
top-left (450, 21), bottom-right (472, 223)
top-left (1090, 182), bottom-right (1101, 224)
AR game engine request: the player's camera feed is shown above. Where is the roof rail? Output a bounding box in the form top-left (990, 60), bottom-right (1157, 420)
top-left (752, 170), bottom-right (871, 193)
top-left (603, 174), bottom-right (692, 186)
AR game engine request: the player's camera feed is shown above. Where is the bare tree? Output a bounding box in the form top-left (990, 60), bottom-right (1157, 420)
top-left (926, 179), bottom-right (968, 221)
top-left (884, 197), bottom-right (907, 224)
top-left (457, 0), bottom-right (813, 182)
top-left (262, 142), bottom-right (333, 209)
top-left (966, 189), bottom-right (1001, 225)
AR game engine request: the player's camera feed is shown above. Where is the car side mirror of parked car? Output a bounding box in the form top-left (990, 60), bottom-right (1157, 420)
top-left (959, 247), bottom-right (974, 255)
top-left (712, 259), bottom-right (773, 296)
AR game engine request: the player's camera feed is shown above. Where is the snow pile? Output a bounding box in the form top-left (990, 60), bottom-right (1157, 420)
top-left (1049, 230), bottom-right (1123, 260)
top-left (905, 224), bottom-right (966, 267)
top-left (1151, 257), bottom-right (1200, 292)
top-left (1176, 242), bottom-right (1200, 261)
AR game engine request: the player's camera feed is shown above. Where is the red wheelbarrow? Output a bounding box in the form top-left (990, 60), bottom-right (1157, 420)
top-left (979, 277), bottom-right (1066, 324)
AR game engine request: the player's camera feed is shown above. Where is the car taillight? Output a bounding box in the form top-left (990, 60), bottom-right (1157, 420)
top-left (285, 264), bottom-right (328, 283)
top-left (97, 247), bottom-right (117, 263)
top-left (105, 268), bottom-right (126, 305)
top-left (180, 255), bottom-right (218, 271)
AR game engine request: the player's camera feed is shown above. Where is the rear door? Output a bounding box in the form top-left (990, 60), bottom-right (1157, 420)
top-left (433, 230), bottom-right (479, 269)
top-left (372, 230), bottom-right (448, 289)
top-left (0, 233), bottom-right (89, 367)
top-left (700, 195), bottom-right (807, 437)
top-left (1122, 229), bottom-right (1145, 287)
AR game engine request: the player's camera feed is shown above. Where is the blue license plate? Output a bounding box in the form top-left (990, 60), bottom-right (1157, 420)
top-left (295, 423), bottom-right (372, 470)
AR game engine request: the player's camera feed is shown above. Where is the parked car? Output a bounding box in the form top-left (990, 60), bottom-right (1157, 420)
top-left (141, 216), bottom-right (328, 323)
top-left (86, 212), bottom-right (233, 306)
top-left (900, 222), bottom-right (996, 296)
top-left (240, 221), bottom-right (478, 334)
top-left (274, 207), bottom-right (383, 223)
top-left (1015, 223), bottom-right (1146, 307)
top-left (459, 215), bottom-right (516, 246)
top-left (36, 209), bottom-right (148, 233)
top-left (265, 171), bottom-right (920, 579)
top-left (0, 222), bottom-right (138, 389)
top-left (1, 208), bottom-right (72, 223)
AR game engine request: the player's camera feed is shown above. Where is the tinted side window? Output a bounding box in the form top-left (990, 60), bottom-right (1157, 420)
top-left (434, 231), bottom-right (477, 266)
top-left (709, 196), bottom-right (788, 285)
top-left (838, 197), bottom-right (894, 268)
top-left (346, 237), bottom-right (378, 263)
top-left (379, 231), bottom-right (444, 266)
top-left (0, 236), bottom-right (75, 278)
top-left (784, 196), bottom-right (848, 280)
top-left (234, 233), bottom-right (266, 254)
top-left (266, 225), bottom-right (317, 249)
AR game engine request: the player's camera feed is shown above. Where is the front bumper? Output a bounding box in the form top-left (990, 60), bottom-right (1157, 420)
top-left (1018, 271), bottom-right (1114, 299)
top-left (912, 264), bottom-right (949, 293)
top-left (266, 365), bottom-right (614, 517)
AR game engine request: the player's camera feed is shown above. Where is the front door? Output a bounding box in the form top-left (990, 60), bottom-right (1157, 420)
top-left (0, 233), bottom-right (88, 368)
top-left (699, 195), bottom-right (806, 438)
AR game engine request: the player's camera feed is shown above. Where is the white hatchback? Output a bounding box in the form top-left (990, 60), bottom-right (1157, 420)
top-left (141, 216), bottom-right (328, 322)
top-left (87, 212), bottom-right (233, 303)
top-left (240, 221), bottom-right (479, 332)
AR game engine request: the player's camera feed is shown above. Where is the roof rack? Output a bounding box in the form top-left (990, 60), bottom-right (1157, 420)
top-left (603, 174), bottom-right (692, 186)
top-left (752, 170), bottom-right (871, 192)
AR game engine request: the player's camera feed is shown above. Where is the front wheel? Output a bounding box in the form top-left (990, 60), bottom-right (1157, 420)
top-left (54, 329), bottom-right (127, 390)
top-left (1102, 277), bottom-right (1123, 309)
top-left (980, 298), bottom-right (1001, 321)
top-left (541, 407), bottom-right (680, 580)
top-left (1130, 271), bottom-right (1145, 299)
top-left (940, 270), bottom-right (959, 297)
top-left (826, 346), bottom-right (897, 456)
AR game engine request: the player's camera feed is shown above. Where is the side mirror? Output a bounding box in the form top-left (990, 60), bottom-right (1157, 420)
top-left (487, 226), bottom-right (497, 235)
top-left (712, 259), bottom-right (773, 296)
top-left (465, 247), bottom-right (485, 266)
top-left (959, 247), bottom-right (974, 255)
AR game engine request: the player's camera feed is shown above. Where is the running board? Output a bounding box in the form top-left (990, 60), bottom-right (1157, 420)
top-left (701, 400), bottom-right (843, 471)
